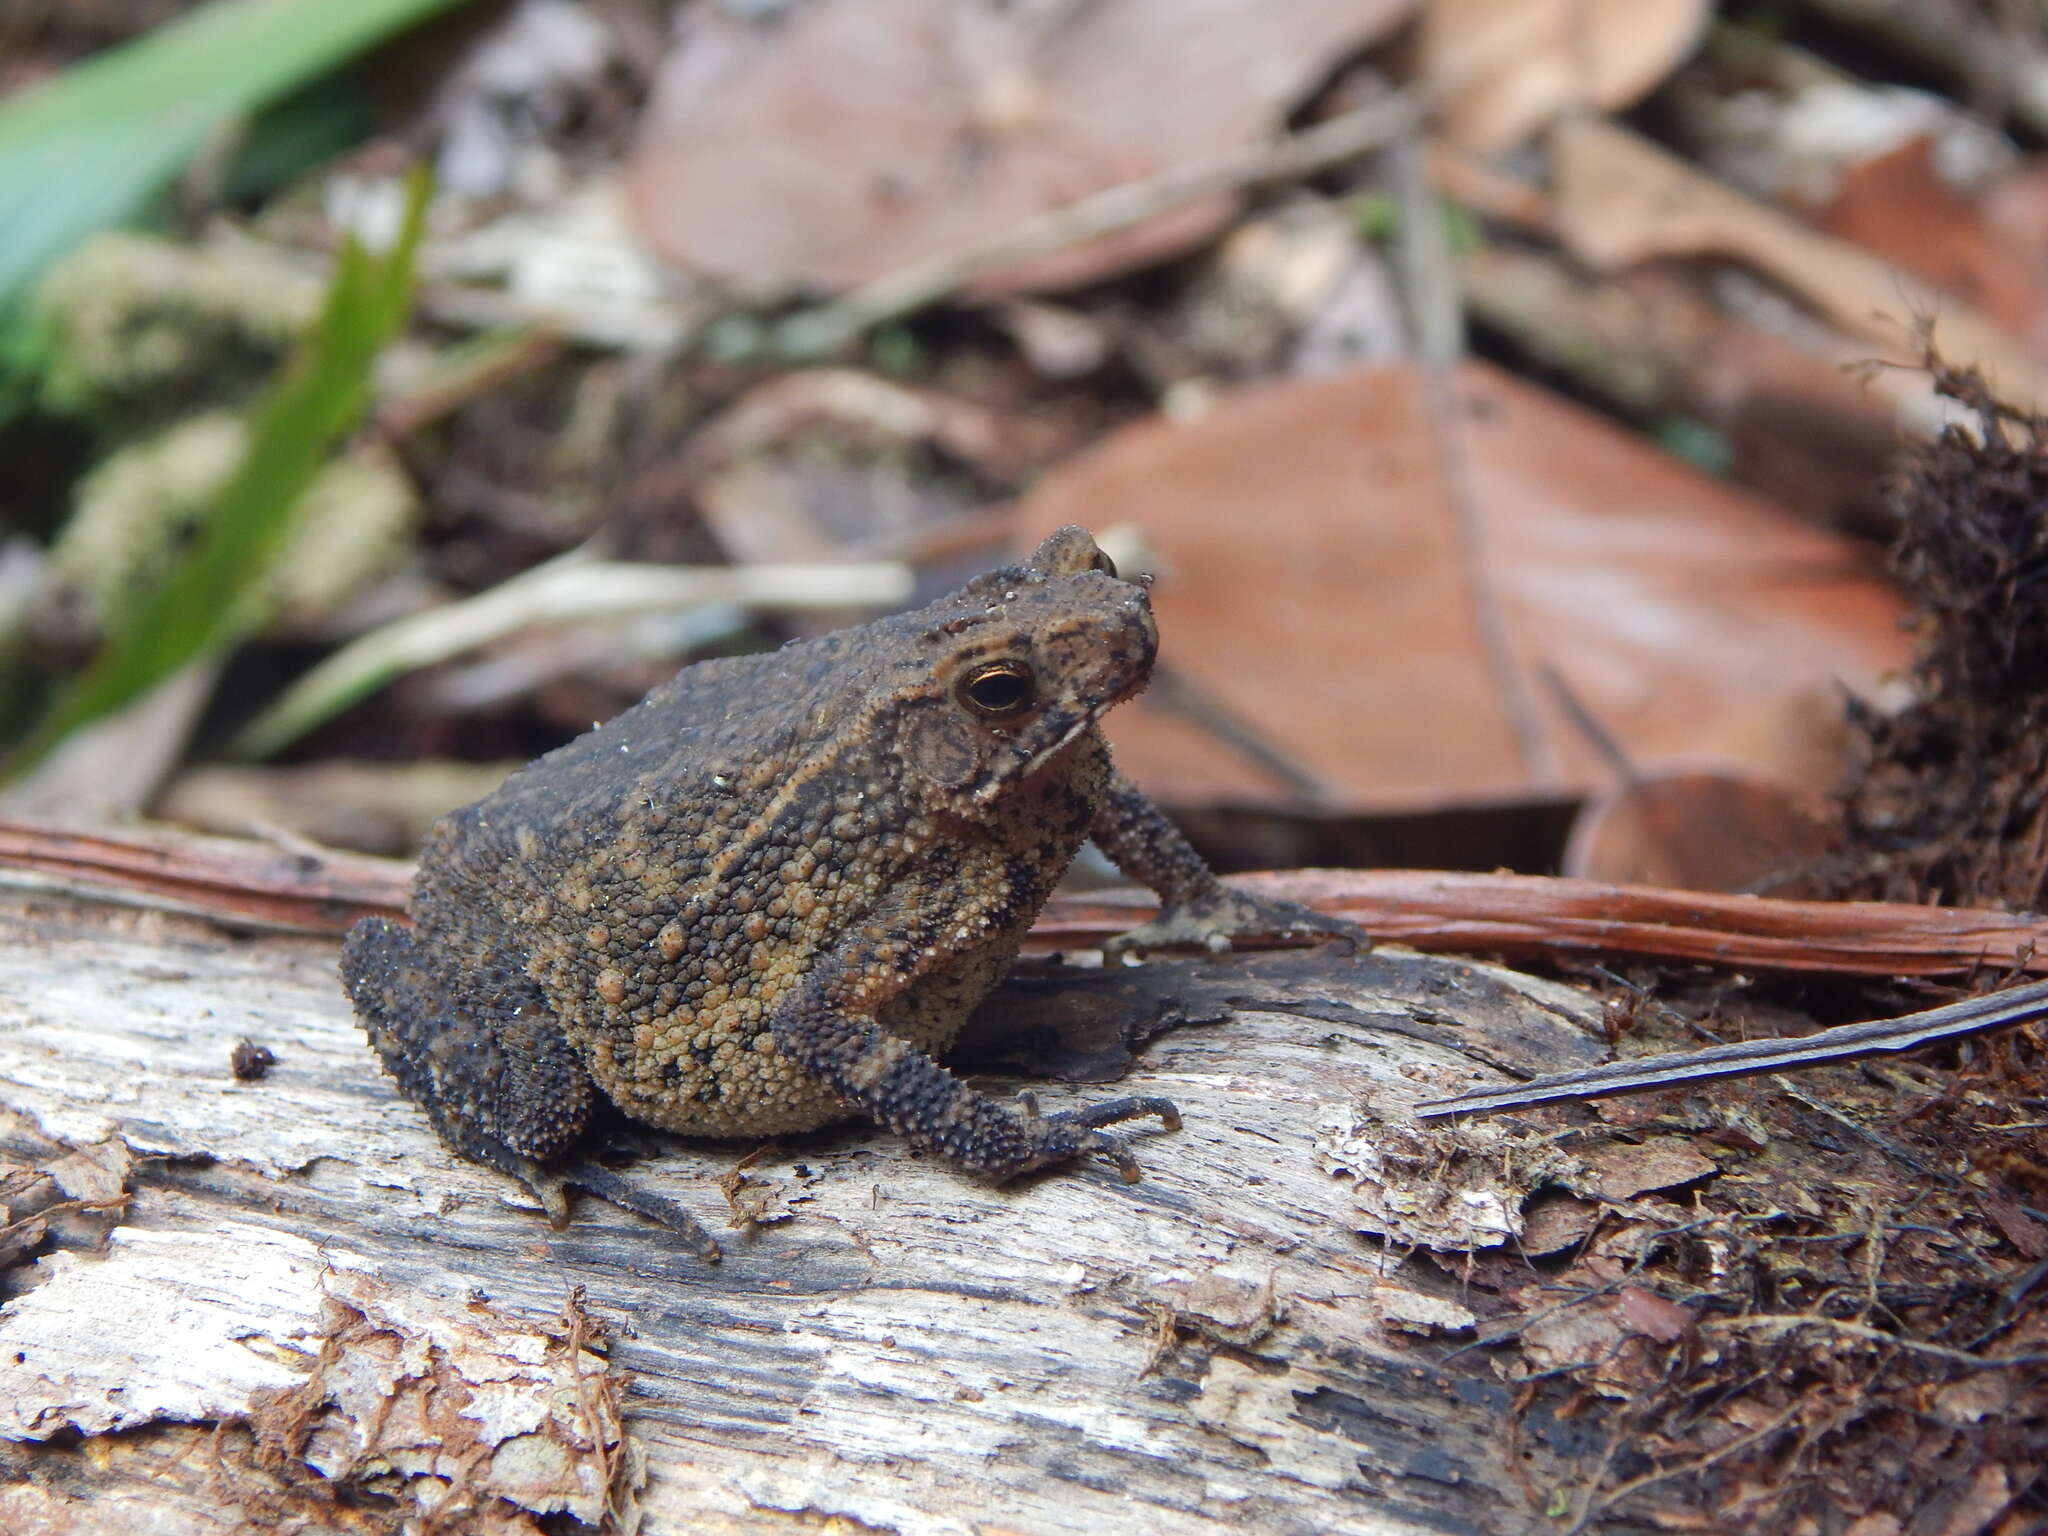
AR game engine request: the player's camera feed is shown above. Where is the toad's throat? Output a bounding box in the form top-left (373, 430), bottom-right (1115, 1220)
top-left (977, 713), bottom-right (1105, 801)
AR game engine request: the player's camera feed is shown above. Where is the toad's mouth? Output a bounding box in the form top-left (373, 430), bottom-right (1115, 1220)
top-left (979, 724), bottom-right (1090, 801)
top-left (972, 674), bottom-right (1147, 802)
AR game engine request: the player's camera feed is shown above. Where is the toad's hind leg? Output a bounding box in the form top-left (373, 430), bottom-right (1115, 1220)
top-left (343, 920), bottom-right (722, 1259)
top-left (340, 917), bottom-right (596, 1212)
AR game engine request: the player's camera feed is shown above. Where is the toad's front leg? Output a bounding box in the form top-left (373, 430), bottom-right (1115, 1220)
top-left (767, 931), bottom-right (1178, 1183)
top-left (1089, 770), bottom-right (1368, 955)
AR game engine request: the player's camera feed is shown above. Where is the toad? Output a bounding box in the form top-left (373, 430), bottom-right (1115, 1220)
top-left (342, 527), bottom-right (1358, 1255)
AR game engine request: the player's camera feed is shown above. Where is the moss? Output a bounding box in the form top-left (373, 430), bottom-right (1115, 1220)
top-left (35, 232), bottom-right (322, 419)
top-left (39, 411), bottom-right (415, 647)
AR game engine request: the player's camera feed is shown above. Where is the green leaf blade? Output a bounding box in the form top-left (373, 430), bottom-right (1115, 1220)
top-left (4, 169), bottom-right (433, 778)
top-left (0, 0), bottom-right (474, 311)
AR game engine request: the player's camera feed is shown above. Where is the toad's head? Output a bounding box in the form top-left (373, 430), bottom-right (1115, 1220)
top-left (891, 526), bottom-right (1156, 810)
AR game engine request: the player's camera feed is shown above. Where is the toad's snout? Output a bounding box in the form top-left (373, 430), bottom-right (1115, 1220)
top-left (1045, 586), bottom-right (1157, 712)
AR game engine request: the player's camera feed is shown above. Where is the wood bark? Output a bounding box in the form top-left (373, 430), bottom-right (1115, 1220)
top-left (0, 891), bottom-right (1618, 1536)
top-left (8, 815), bottom-right (2046, 978)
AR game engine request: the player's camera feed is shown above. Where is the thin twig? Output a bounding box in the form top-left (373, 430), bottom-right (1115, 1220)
top-left (1144, 663), bottom-right (1335, 804)
top-left (1415, 977), bottom-right (2048, 1118)
top-left (1702, 1313), bottom-right (2048, 1369)
top-left (1566, 1399), bottom-right (1805, 1534)
top-left (1042, 869), bottom-right (2048, 978)
top-left (1390, 119), bottom-right (1555, 785)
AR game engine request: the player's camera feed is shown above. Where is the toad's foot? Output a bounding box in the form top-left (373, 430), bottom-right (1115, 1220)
top-left (1104, 885), bottom-right (1368, 958)
top-left (992, 1091), bottom-right (1182, 1185)
top-left (526, 1158), bottom-right (723, 1263)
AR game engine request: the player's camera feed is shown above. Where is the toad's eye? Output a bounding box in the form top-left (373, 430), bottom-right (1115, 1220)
top-left (1090, 549), bottom-right (1118, 579)
top-left (959, 660), bottom-right (1036, 717)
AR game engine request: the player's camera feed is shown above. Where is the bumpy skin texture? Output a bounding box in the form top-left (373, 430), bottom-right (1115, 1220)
top-left (341, 527), bottom-right (1356, 1233)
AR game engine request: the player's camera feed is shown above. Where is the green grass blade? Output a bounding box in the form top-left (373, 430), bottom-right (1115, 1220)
top-left (2, 169), bottom-right (432, 779)
top-left (0, 0), bottom-right (473, 311)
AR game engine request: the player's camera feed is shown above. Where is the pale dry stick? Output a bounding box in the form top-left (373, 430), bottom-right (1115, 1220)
top-left (771, 90), bottom-right (1428, 359)
top-left (415, 279), bottom-right (704, 354)
top-left (230, 552), bottom-right (913, 758)
top-left (1414, 976), bottom-right (2048, 1118)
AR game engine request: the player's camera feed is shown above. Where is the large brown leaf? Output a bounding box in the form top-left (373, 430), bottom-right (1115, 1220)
top-left (1818, 136), bottom-right (2048, 364)
top-left (624, 0), bottom-right (1415, 296)
top-left (1013, 360), bottom-right (1910, 808)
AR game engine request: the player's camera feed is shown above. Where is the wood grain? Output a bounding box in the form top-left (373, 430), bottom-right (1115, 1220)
top-left (0, 893), bottom-right (1611, 1535)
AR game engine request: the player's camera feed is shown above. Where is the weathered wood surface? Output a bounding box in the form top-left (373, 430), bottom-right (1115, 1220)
top-left (0, 892), bottom-right (1618, 1535)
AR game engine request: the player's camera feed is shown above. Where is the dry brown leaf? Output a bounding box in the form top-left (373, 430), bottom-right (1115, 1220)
top-left (1616, 1284), bottom-right (1693, 1343)
top-left (623, 0), bottom-right (1414, 296)
top-left (656, 369), bottom-right (1021, 578)
top-left (1370, 1287), bottom-right (1478, 1336)
top-left (1551, 115), bottom-right (2048, 416)
top-left (1925, 1373), bottom-right (2013, 1429)
top-left (1423, 0), bottom-right (1708, 153)
top-left (1986, 158), bottom-right (2048, 346)
top-left (1517, 1299), bottom-right (1623, 1372)
top-left (679, 368), bottom-right (1012, 484)
top-left (1567, 1140), bottom-right (1717, 1202)
top-left (1818, 137), bottom-right (2048, 362)
top-left (1145, 1267), bottom-right (1284, 1348)
top-left (1926, 1465), bottom-right (2014, 1536)
top-left (1562, 768), bottom-right (1829, 894)
top-left (1518, 1295), bottom-right (1664, 1394)
top-left (1981, 1194), bottom-right (2048, 1261)
top-left (1013, 359), bottom-right (1909, 809)
top-left (1460, 246), bottom-right (1907, 529)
